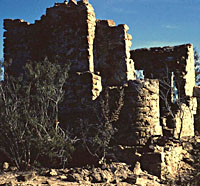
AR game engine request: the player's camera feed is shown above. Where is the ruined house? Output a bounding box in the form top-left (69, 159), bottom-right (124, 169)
top-left (3, 0), bottom-right (200, 179)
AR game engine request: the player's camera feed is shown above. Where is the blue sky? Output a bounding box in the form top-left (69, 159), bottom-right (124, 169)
top-left (0, 0), bottom-right (200, 60)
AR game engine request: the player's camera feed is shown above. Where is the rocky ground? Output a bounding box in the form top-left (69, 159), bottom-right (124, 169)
top-left (1, 136), bottom-right (200, 186)
top-left (0, 162), bottom-right (165, 186)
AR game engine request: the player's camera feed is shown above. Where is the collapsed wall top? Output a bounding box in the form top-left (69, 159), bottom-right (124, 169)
top-left (3, 0), bottom-right (135, 86)
top-left (131, 44), bottom-right (195, 98)
top-left (4, 0), bottom-right (96, 76)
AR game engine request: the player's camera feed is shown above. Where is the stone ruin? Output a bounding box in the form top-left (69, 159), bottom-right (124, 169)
top-left (131, 45), bottom-right (197, 138)
top-left (3, 0), bottom-right (200, 180)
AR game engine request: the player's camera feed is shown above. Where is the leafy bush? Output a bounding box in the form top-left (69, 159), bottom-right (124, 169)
top-left (0, 58), bottom-right (74, 169)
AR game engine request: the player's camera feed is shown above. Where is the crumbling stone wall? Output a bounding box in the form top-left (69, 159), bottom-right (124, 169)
top-left (4, 0), bottom-right (96, 76)
top-left (4, 0), bottom-right (135, 87)
top-left (94, 20), bottom-right (135, 86)
top-left (59, 71), bottom-right (102, 126)
top-left (131, 44), bottom-right (197, 138)
top-left (112, 79), bottom-right (190, 180)
top-left (116, 79), bottom-right (162, 146)
top-left (3, 0), bottom-right (200, 181)
top-left (131, 44), bottom-right (195, 98)
top-left (4, 0), bottom-right (135, 127)
top-left (140, 140), bottom-right (187, 179)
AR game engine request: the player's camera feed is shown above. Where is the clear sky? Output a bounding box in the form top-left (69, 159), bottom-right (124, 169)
top-left (0, 0), bottom-right (200, 60)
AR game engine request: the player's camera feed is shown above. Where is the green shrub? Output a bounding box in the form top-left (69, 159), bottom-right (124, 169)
top-left (0, 58), bottom-right (74, 170)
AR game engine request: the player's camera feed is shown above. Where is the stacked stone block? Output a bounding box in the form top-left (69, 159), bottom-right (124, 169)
top-left (60, 71), bottom-right (102, 126)
top-left (131, 44), bottom-right (197, 138)
top-left (65, 71), bottom-right (102, 103)
top-left (4, 0), bottom-right (135, 88)
top-left (4, 0), bottom-right (96, 75)
top-left (45, 0), bottom-right (96, 72)
top-left (181, 45), bottom-right (195, 97)
top-left (94, 20), bottom-right (135, 86)
top-left (140, 140), bottom-right (185, 179)
top-left (116, 79), bottom-right (162, 146)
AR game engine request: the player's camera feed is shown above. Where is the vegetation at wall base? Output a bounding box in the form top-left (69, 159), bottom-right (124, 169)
top-left (0, 58), bottom-right (74, 170)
